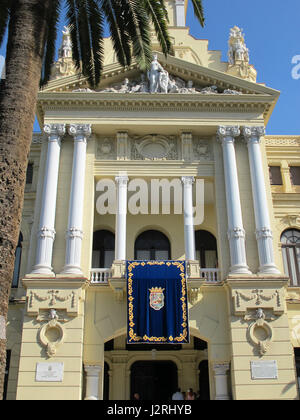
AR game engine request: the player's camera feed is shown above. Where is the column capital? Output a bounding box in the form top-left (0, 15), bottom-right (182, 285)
top-left (68, 124), bottom-right (92, 141)
top-left (115, 174), bottom-right (129, 186)
top-left (242, 126), bottom-right (265, 144)
top-left (217, 126), bottom-right (240, 144)
top-left (84, 365), bottom-right (102, 376)
top-left (181, 176), bottom-right (195, 186)
top-left (213, 362), bottom-right (230, 375)
top-left (44, 123), bottom-right (66, 139)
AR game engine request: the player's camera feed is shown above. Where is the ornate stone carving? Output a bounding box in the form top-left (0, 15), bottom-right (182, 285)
top-left (131, 135), bottom-right (178, 160)
top-left (27, 288), bottom-right (80, 317)
top-left (228, 26), bottom-right (249, 65)
top-left (38, 309), bottom-right (66, 358)
top-left (280, 214), bottom-right (300, 228)
top-left (96, 55), bottom-right (243, 95)
top-left (217, 125), bottom-right (240, 142)
top-left (227, 26), bottom-right (257, 82)
top-left (233, 288), bottom-right (284, 316)
top-left (243, 126), bottom-right (265, 142)
top-left (44, 124), bottom-right (66, 139)
top-left (193, 139), bottom-right (212, 161)
top-left (228, 227), bottom-right (246, 240)
top-left (68, 124), bottom-right (92, 140)
top-left (38, 226), bottom-right (56, 240)
top-left (246, 308), bottom-right (274, 356)
top-left (97, 137), bottom-right (116, 160)
top-left (51, 27), bottom-right (77, 80)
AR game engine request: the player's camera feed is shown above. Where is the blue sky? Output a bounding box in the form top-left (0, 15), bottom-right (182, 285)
top-left (1, 0), bottom-right (299, 135)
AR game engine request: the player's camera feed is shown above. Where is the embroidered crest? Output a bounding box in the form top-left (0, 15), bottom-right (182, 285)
top-left (149, 287), bottom-right (165, 311)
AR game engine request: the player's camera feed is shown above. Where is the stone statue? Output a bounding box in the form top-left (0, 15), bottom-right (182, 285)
top-left (147, 54), bottom-right (166, 93)
top-left (59, 26), bottom-right (73, 59)
top-left (228, 26), bottom-right (249, 65)
top-left (51, 27), bottom-right (76, 80)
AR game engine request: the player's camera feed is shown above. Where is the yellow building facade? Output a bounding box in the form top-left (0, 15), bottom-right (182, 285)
top-left (4, 1), bottom-right (300, 400)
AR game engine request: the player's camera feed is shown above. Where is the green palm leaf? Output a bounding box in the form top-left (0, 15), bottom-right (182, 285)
top-left (123, 0), bottom-right (152, 70)
top-left (142, 0), bottom-right (173, 56)
top-left (40, 0), bottom-right (62, 87)
top-left (100, 0), bottom-right (131, 68)
top-left (190, 0), bottom-right (205, 27)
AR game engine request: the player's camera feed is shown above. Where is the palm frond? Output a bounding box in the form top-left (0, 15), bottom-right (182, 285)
top-left (100, 0), bottom-right (131, 68)
top-left (190, 0), bottom-right (205, 27)
top-left (40, 0), bottom-right (62, 87)
top-left (142, 0), bottom-right (173, 56)
top-left (0, 0), bottom-right (11, 48)
top-left (66, 0), bottom-right (104, 88)
top-left (122, 0), bottom-right (152, 71)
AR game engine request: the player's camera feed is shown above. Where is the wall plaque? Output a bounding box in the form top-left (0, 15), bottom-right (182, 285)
top-left (36, 362), bottom-right (64, 382)
top-left (250, 360), bottom-right (278, 380)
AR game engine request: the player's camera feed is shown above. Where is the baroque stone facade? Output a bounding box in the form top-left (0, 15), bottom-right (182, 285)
top-left (5, 0), bottom-right (300, 401)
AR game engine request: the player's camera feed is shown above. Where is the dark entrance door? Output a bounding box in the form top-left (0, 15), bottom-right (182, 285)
top-left (198, 360), bottom-right (210, 400)
top-left (131, 361), bottom-right (178, 401)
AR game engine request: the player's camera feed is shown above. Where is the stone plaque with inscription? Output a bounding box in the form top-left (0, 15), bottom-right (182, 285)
top-left (250, 360), bottom-right (278, 380)
top-left (36, 362), bottom-right (64, 382)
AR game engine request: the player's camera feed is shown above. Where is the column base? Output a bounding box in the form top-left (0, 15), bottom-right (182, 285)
top-left (30, 265), bottom-right (55, 277)
top-left (258, 264), bottom-right (281, 275)
top-left (229, 265), bottom-right (252, 275)
top-left (61, 265), bottom-right (83, 276)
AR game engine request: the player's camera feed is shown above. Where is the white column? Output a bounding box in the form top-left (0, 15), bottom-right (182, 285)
top-left (62, 124), bottom-right (91, 275)
top-left (175, 0), bottom-right (186, 26)
top-left (31, 124), bottom-right (65, 275)
top-left (115, 174), bottom-right (129, 261)
top-left (84, 365), bottom-right (102, 400)
top-left (181, 176), bottom-right (196, 261)
top-left (217, 126), bottom-right (251, 275)
top-left (243, 126), bottom-right (280, 274)
top-left (213, 363), bottom-right (231, 400)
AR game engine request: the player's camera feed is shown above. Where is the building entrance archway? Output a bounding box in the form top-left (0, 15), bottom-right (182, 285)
top-left (130, 361), bottom-right (178, 401)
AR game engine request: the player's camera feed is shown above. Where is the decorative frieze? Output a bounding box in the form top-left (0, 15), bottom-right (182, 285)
top-left (96, 134), bottom-right (213, 162)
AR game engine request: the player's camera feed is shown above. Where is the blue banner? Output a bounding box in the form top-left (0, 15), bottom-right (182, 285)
top-left (127, 261), bottom-right (189, 344)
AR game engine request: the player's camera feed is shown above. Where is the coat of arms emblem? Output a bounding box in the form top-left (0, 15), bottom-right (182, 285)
top-left (149, 287), bottom-right (165, 311)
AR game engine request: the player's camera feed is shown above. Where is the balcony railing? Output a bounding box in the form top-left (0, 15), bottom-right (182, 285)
top-left (199, 268), bottom-right (220, 283)
top-left (90, 268), bottom-right (112, 284)
top-left (90, 266), bottom-right (220, 284)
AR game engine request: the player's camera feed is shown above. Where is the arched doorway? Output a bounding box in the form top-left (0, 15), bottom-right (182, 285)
top-left (130, 361), bottom-right (178, 400)
top-left (198, 360), bottom-right (210, 400)
top-left (134, 230), bottom-right (171, 260)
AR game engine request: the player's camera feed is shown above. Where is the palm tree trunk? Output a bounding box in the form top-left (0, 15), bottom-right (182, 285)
top-left (0, 0), bottom-right (51, 399)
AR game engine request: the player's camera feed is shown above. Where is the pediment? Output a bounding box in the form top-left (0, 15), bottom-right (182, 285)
top-left (38, 52), bottom-right (279, 125)
top-left (42, 52), bottom-right (279, 98)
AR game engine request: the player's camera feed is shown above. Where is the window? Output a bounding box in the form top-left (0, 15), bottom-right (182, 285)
top-left (281, 229), bottom-right (300, 286)
top-left (269, 166), bottom-right (283, 185)
top-left (195, 230), bottom-right (218, 268)
top-left (12, 232), bottom-right (23, 288)
top-left (26, 162), bottom-right (33, 184)
top-left (134, 230), bottom-right (171, 260)
top-left (290, 166), bottom-right (300, 186)
top-left (92, 230), bottom-right (115, 268)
